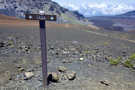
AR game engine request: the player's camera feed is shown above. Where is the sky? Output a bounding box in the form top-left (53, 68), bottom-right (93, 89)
top-left (53, 0), bottom-right (135, 16)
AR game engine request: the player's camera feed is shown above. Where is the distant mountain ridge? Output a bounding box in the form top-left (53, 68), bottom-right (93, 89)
top-left (119, 10), bottom-right (135, 17)
top-left (0, 0), bottom-right (88, 24)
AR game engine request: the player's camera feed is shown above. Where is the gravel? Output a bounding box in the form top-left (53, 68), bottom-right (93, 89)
top-left (0, 24), bottom-right (135, 90)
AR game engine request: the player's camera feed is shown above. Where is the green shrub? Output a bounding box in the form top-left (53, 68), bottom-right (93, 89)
top-left (129, 53), bottom-right (135, 60)
top-left (109, 57), bottom-right (121, 65)
top-left (122, 53), bottom-right (135, 68)
top-left (123, 60), bottom-right (133, 68)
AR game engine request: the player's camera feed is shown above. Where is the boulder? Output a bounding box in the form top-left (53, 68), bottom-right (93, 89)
top-left (67, 71), bottom-right (76, 80)
top-left (48, 72), bottom-right (59, 82)
top-left (24, 72), bottom-right (34, 80)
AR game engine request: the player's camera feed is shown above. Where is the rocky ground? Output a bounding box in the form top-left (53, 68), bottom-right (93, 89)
top-left (0, 20), bottom-right (135, 90)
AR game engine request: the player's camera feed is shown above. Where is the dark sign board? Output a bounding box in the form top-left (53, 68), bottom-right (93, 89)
top-left (25, 14), bottom-right (57, 21)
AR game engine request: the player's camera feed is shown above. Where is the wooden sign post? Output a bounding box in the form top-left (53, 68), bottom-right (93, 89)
top-left (25, 11), bottom-right (57, 89)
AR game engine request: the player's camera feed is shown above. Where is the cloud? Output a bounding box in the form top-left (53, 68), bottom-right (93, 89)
top-left (60, 3), bottom-right (80, 11)
top-left (79, 3), bottom-right (135, 16)
top-left (58, 2), bottom-right (135, 16)
top-left (67, 4), bottom-right (80, 10)
top-left (88, 3), bottom-right (107, 9)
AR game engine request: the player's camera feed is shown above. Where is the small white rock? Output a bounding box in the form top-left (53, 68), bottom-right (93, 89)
top-left (24, 72), bottom-right (34, 80)
top-left (80, 58), bottom-right (84, 61)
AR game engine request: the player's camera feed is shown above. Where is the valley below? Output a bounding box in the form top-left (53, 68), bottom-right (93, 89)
top-left (88, 16), bottom-right (135, 32)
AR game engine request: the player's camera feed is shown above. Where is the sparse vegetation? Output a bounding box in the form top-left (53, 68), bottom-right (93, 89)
top-left (109, 57), bottom-right (121, 65)
top-left (61, 14), bottom-right (81, 24)
top-left (123, 60), bottom-right (133, 68)
top-left (129, 53), bottom-right (135, 60)
top-left (122, 53), bottom-right (135, 68)
top-left (108, 53), bottom-right (135, 68)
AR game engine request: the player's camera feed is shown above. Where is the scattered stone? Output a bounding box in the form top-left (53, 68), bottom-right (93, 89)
top-left (48, 72), bottom-right (59, 82)
top-left (122, 50), bottom-right (127, 54)
top-left (100, 80), bottom-right (110, 86)
top-left (79, 58), bottom-right (84, 61)
top-left (94, 48), bottom-right (99, 51)
top-left (62, 51), bottom-right (69, 54)
top-left (132, 64), bottom-right (135, 69)
top-left (18, 67), bottom-right (25, 72)
top-left (19, 45), bottom-right (31, 54)
top-left (58, 66), bottom-right (67, 73)
top-left (5, 71), bottom-right (12, 80)
top-left (62, 59), bottom-right (72, 63)
top-left (16, 65), bottom-right (25, 72)
top-left (60, 74), bottom-right (68, 81)
top-left (0, 41), bottom-right (5, 48)
top-left (16, 65), bottom-right (22, 68)
top-left (24, 72), bottom-right (34, 80)
top-left (67, 71), bottom-right (76, 80)
top-left (7, 40), bottom-right (14, 48)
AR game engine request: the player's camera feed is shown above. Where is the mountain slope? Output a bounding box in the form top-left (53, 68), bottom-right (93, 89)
top-left (0, 0), bottom-right (88, 24)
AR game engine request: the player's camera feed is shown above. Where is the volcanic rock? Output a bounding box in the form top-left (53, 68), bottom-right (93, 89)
top-left (48, 72), bottom-right (59, 82)
top-left (66, 71), bottom-right (76, 80)
top-left (24, 72), bottom-right (34, 80)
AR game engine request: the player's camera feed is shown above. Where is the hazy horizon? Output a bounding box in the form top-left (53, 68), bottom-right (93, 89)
top-left (53, 0), bottom-right (135, 16)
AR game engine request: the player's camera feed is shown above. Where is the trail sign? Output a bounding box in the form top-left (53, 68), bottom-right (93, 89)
top-left (25, 12), bottom-right (57, 89)
top-left (25, 14), bottom-right (56, 21)
top-left (25, 14), bottom-right (57, 21)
